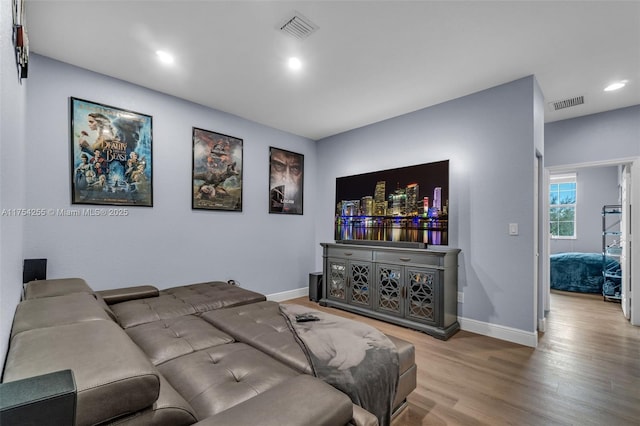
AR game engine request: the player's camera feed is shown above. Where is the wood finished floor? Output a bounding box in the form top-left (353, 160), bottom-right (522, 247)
top-left (285, 291), bottom-right (639, 426)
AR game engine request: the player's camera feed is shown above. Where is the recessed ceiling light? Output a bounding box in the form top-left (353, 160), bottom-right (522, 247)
top-left (604, 80), bottom-right (628, 92)
top-left (156, 50), bottom-right (174, 65)
top-left (288, 57), bottom-right (302, 71)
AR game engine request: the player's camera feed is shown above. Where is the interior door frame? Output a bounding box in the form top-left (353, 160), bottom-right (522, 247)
top-left (620, 164), bottom-right (631, 318)
top-left (536, 151), bottom-right (547, 332)
top-left (545, 156), bottom-right (638, 325)
top-left (630, 158), bottom-right (639, 326)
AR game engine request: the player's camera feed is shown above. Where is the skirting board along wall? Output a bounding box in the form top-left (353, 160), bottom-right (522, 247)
top-left (458, 317), bottom-right (538, 347)
top-left (267, 287), bottom-right (309, 302)
top-left (272, 287), bottom-right (538, 347)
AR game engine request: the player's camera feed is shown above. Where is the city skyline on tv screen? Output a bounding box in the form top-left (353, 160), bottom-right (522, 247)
top-left (335, 160), bottom-right (449, 245)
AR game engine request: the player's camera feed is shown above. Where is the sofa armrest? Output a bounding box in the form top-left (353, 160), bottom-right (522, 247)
top-left (0, 370), bottom-right (76, 426)
top-left (192, 375), bottom-right (353, 426)
top-left (97, 285), bottom-right (159, 304)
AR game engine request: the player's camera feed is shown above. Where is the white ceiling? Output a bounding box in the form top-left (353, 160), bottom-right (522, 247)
top-left (25, 1), bottom-right (640, 140)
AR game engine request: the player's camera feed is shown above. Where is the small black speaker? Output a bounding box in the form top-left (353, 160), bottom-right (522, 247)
top-left (23, 258), bottom-right (47, 283)
top-left (0, 370), bottom-right (76, 426)
top-left (309, 272), bottom-right (323, 302)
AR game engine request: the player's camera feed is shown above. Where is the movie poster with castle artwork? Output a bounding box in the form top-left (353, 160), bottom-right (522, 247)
top-left (192, 128), bottom-right (243, 211)
top-left (70, 98), bottom-right (153, 206)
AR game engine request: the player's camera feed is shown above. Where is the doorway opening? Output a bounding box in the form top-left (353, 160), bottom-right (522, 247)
top-left (542, 158), bottom-right (637, 325)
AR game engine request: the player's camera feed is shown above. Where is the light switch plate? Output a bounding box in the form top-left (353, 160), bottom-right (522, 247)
top-left (509, 223), bottom-right (519, 236)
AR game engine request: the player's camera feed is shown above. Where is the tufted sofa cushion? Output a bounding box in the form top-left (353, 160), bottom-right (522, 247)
top-left (202, 301), bottom-right (312, 374)
top-left (111, 294), bottom-right (198, 328)
top-left (204, 301), bottom-right (416, 374)
top-left (4, 320), bottom-right (161, 426)
top-left (10, 293), bottom-right (113, 340)
top-left (126, 315), bottom-right (235, 366)
top-left (191, 375), bottom-right (354, 426)
top-left (162, 281), bottom-right (266, 312)
top-left (203, 300), bottom-right (417, 414)
top-left (158, 342), bottom-right (298, 420)
top-left (111, 282), bottom-right (267, 329)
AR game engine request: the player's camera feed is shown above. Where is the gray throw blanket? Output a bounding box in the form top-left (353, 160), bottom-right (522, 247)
top-left (280, 304), bottom-right (399, 426)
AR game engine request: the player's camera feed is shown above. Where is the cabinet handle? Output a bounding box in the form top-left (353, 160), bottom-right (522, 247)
top-left (401, 287), bottom-right (407, 298)
top-left (399, 257), bottom-right (411, 262)
top-left (344, 252), bottom-right (353, 256)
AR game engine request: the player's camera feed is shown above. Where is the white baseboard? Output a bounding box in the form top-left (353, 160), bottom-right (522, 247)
top-left (537, 317), bottom-right (547, 333)
top-left (459, 317), bottom-right (538, 347)
top-left (267, 287), bottom-right (308, 302)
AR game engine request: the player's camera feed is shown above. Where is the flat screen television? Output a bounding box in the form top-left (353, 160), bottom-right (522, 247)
top-left (335, 160), bottom-right (449, 246)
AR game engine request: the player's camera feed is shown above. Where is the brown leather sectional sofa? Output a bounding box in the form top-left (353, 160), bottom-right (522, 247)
top-left (2, 277), bottom-right (416, 426)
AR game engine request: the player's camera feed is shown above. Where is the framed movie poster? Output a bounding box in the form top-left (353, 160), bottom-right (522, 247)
top-left (269, 147), bottom-right (303, 214)
top-left (71, 98), bottom-right (153, 206)
top-left (192, 128), bottom-right (243, 211)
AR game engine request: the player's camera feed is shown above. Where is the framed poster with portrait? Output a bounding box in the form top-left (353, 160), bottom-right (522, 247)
top-left (192, 128), bottom-right (243, 211)
top-left (269, 147), bottom-right (303, 214)
top-left (70, 98), bottom-right (153, 206)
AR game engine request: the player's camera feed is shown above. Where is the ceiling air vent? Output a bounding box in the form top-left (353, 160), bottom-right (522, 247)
top-left (549, 96), bottom-right (585, 111)
top-left (279, 12), bottom-right (319, 40)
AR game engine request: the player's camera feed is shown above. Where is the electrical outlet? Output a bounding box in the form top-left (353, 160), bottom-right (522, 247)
top-left (457, 291), bottom-right (464, 303)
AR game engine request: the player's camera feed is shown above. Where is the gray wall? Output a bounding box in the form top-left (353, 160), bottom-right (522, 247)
top-left (545, 105), bottom-right (640, 167)
top-left (550, 166), bottom-right (620, 254)
top-left (0, 2), bottom-right (27, 373)
top-left (546, 105), bottom-right (639, 252)
top-left (22, 55), bottom-right (318, 295)
top-left (315, 76), bottom-right (543, 334)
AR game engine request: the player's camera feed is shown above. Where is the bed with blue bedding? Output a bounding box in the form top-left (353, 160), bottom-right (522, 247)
top-left (550, 252), bottom-right (621, 295)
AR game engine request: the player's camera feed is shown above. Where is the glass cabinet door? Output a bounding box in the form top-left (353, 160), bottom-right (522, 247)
top-left (405, 268), bottom-right (438, 325)
top-left (376, 264), bottom-right (403, 316)
top-left (327, 259), bottom-right (347, 301)
top-left (348, 261), bottom-right (372, 307)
